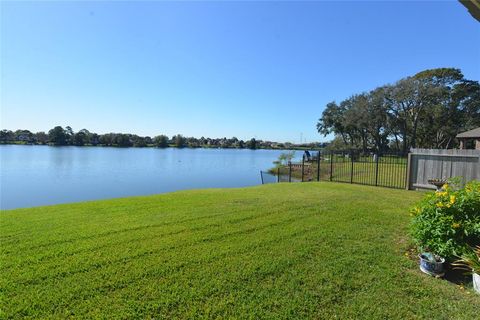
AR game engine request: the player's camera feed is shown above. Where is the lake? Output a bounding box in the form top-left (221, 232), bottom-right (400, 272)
top-left (0, 145), bottom-right (299, 209)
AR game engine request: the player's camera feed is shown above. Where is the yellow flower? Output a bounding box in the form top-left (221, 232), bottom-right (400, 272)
top-left (436, 202), bottom-right (444, 208)
top-left (449, 195), bottom-right (456, 205)
top-left (410, 207), bottom-right (422, 217)
top-left (443, 183), bottom-right (449, 190)
top-left (436, 191), bottom-right (447, 197)
top-left (452, 222), bottom-right (460, 229)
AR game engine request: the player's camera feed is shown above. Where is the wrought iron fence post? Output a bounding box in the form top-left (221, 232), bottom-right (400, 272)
top-left (375, 153), bottom-right (379, 186)
top-left (317, 151), bottom-right (320, 181)
top-left (277, 167), bottom-right (280, 183)
top-left (329, 151), bottom-right (333, 181)
top-left (405, 152), bottom-right (412, 190)
top-left (260, 170), bottom-right (264, 184)
top-left (288, 161), bottom-right (292, 182)
top-left (301, 156), bottom-right (305, 182)
top-left (350, 151), bottom-right (354, 184)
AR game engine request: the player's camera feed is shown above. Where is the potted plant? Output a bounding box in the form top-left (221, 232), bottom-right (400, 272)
top-left (452, 245), bottom-right (480, 294)
top-left (419, 252), bottom-right (445, 277)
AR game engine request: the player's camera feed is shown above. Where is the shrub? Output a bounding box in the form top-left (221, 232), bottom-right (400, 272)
top-left (410, 180), bottom-right (480, 260)
top-left (272, 152), bottom-right (296, 168)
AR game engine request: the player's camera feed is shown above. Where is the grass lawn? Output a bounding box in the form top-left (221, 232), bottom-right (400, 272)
top-left (1, 183), bottom-right (478, 318)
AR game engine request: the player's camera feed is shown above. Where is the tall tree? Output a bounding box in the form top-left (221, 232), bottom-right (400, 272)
top-left (317, 102), bottom-right (349, 144)
top-left (246, 138), bottom-right (257, 149)
top-left (74, 129), bottom-right (90, 146)
top-left (48, 126), bottom-right (67, 145)
top-left (317, 68), bottom-right (480, 152)
top-left (173, 134), bottom-right (186, 148)
top-left (65, 126), bottom-right (74, 145)
top-left (153, 135), bottom-right (169, 148)
top-left (0, 130), bottom-right (14, 143)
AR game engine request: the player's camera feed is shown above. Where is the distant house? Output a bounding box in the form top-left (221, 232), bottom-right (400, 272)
top-left (17, 134), bottom-right (30, 141)
top-left (456, 127), bottom-right (480, 150)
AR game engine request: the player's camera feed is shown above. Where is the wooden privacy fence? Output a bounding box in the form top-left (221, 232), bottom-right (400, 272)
top-left (407, 148), bottom-right (480, 190)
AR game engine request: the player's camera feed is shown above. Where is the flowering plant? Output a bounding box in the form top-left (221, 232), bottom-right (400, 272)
top-left (410, 180), bottom-right (480, 260)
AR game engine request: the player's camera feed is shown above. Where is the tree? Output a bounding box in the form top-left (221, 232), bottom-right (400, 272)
top-left (65, 126), bottom-right (74, 145)
top-left (74, 129), bottom-right (90, 146)
top-left (246, 138), bottom-right (257, 149)
top-left (317, 102), bottom-right (349, 144)
top-left (35, 132), bottom-right (48, 144)
top-left (0, 130), bottom-right (14, 143)
top-left (114, 134), bottom-right (132, 147)
top-left (187, 137), bottom-right (199, 148)
top-left (132, 136), bottom-right (147, 147)
top-left (317, 68), bottom-right (480, 152)
top-left (99, 133), bottom-right (114, 146)
top-left (360, 88), bottom-right (391, 152)
top-left (153, 135), bottom-right (169, 148)
top-left (48, 126), bottom-right (67, 145)
top-left (412, 69), bottom-right (479, 149)
top-left (324, 135), bottom-right (350, 151)
top-left (90, 133), bottom-right (100, 146)
top-left (173, 134), bottom-right (186, 148)
top-left (273, 151), bottom-right (296, 167)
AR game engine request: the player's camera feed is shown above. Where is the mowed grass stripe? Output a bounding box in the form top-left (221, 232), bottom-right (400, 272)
top-left (1, 191), bottom-right (284, 250)
top-left (6, 215), bottom-right (324, 316)
top-left (1, 183), bottom-right (479, 319)
top-left (6, 209), bottom-right (321, 289)
top-left (2, 195), bottom-right (323, 270)
top-left (31, 226), bottom-right (327, 319)
top-left (3, 193), bottom-right (327, 288)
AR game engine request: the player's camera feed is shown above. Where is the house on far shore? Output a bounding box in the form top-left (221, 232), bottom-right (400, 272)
top-left (456, 127), bottom-right (480, 150)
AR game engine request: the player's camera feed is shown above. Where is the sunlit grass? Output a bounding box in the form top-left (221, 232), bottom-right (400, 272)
top-left (1, 183), bottom-right (478, 318)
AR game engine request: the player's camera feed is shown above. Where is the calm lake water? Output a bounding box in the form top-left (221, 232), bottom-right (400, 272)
top-left (0, 145), bottom-right (299, 210)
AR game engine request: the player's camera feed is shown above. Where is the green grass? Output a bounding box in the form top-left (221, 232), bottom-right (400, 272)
top-left (1, 183), bottom-right (478, 318)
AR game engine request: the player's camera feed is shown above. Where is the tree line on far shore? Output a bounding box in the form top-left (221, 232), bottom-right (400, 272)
top-left (317, 68), bottom-right (480, 154)
top-left (0, 126), bottom-right (323, 150)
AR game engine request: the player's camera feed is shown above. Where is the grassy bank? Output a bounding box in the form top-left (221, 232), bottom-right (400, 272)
top-left (1, 183), bottom-right (478, 318)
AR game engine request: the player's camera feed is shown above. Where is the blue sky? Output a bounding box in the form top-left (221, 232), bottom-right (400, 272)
top-left (1, 1), bottom-right (479, 143)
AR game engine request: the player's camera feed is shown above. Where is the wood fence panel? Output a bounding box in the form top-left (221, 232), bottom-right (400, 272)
top-left (408, 149), bottom-right (480, 190)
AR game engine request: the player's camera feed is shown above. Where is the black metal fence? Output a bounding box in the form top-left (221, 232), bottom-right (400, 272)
top-left (261, 150), bottom-right (408, 189)
top-left (260, 170), bottom-right (278, 184)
